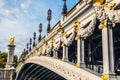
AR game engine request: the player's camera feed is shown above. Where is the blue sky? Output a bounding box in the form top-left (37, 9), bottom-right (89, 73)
top-left (0, 0), bottom-right (79, 56)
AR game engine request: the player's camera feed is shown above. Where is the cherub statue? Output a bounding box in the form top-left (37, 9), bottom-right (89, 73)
top-left (9, 37), bottom-right (15, 45)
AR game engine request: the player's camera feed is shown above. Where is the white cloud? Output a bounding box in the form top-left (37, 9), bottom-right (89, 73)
top-left (21, 0), bottom-right (31, 13)
top-left (0, 0), bottom-right (33, 56)
top-left (0, 0), bottom-right (5, 8)
top-left (0, 0), bottom-right (78, 57)
top-left (0, 17), bottom-right (31, 56)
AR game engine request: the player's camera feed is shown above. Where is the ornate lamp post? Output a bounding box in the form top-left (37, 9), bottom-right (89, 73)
top-left (47, 9), bottom-right (52, 33)
top-left (29, 38), bottom-right (32, 51)
top-left (33, 32), bottom-right (36, 47)
top-left (23, 48), bottom-right (26, 53)
top-left (62, 0), bottom-right (67, 16)
top-left (38, 23), bottom-right (42, 42)
top-left (26, 43), bottom-right (29, 54)
top-left (23, 48), bottom-right (26, 58)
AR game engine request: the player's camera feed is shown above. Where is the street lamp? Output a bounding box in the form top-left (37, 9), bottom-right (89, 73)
top-left (47, 9), bottom-right (52, 33)
top-left (62, 0), bottom-right (67, 16)
top-left (33, 32), bottom-right (36, 47)
top-left (38, 23), bottom-right (42, 42)
top-left (29, 38), bottom-right (32, 51)
top-left (26, 43), bottom-right (29, 54)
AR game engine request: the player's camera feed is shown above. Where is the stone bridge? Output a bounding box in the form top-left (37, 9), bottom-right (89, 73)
top-left (16, 0), bottom-right (120, 80)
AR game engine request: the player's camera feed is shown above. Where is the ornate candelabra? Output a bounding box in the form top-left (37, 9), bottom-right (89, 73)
top-left (26, 43), bottom-right (29, 54)
top-left (62, 0), bottom-right (67, 16)
top-left (47, 9), bottom-right (52, 33)
top-left (29, 38), bottom-right (32, 51)
top-left (33, 32), bottom-right (36, 47)
top-left (38, 23), bottom-right (42, 42)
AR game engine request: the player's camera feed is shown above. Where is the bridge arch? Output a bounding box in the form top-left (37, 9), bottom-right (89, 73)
top-left (16, 63), bottom-right (66, 80)
top-left (16, 56), bottom-right (101, 80)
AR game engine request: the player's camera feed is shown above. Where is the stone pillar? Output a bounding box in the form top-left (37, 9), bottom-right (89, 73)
top-left (53, 51), bottom-right (56, 58)
top-left (76, 37), bottom-right (80, 68)
top-left (76, 37), bottom-right (85, 68)
top-left (62, 44), bottom-right (69, 62)
top-left (62, 45), bottom-right (66, 61)
top-left (6, 45), bottom-right (16, 68)
top-left (108, 24), bottom-right (115, 74)
top-left (4, 38), bottom-right (16, 80)
top-left (65, 46), bottom-right (68, 61)
top-left (53, 51), bottom-right (58, 58)
top-left (102, 26), bottom-right (110, 74)
top-left (101, 20), bottom-right (115, 79)
top-left (81, 38), bottom-right (85, 67)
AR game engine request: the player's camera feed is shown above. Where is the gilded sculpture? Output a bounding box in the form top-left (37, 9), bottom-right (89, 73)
top-left (9, 37), bottom-right (15, 45)
top-left (74, 20), bottom-right (80, 34)
top-left (93, 0), bottom-right (105, 5)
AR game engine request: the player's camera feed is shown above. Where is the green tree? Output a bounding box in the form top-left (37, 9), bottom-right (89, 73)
top-left (13, 55), bottom-right (18, 68)
top-left (0, 52), bottom-right (7, 68)
top-left (0, 52), bottom-right (18, 68)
